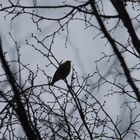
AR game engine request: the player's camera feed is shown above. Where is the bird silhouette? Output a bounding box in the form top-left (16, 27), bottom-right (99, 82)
top-left (49, 60), bottom-right (71, 85)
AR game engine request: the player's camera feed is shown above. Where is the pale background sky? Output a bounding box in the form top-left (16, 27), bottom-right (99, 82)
top-left (0, 0), bottom-right (140, 139)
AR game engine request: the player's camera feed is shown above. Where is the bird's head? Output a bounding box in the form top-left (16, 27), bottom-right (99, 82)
top-left (65, 60), bottom-right (71, 66)
top-left (66, 60), bottom-right (71, 63)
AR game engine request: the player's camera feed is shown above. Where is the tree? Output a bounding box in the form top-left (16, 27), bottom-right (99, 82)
top-left (0, 0), bottom-right (140, 139)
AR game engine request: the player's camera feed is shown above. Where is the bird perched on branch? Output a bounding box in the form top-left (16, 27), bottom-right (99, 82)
top-left (49, 60), bottom-right (71, 85)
